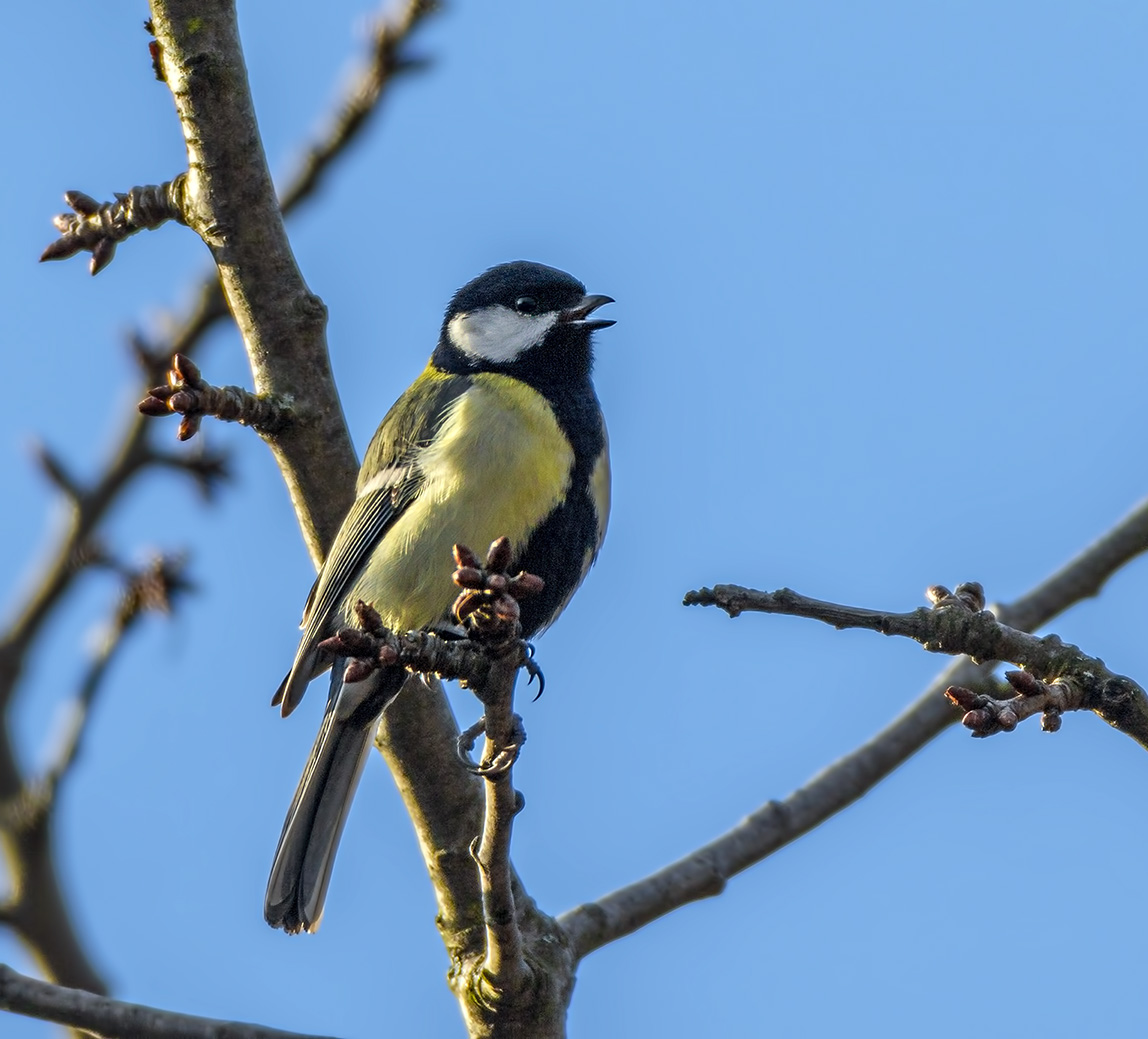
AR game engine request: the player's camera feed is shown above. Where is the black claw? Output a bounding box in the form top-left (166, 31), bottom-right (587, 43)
top-left (524, 654), bottom-right (546, 701)
top-left (455, 713), bottom-right (525, 777)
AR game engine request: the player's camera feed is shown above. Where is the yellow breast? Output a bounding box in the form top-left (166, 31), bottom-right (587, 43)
top-left (345, 373), bottom-right (574, 632)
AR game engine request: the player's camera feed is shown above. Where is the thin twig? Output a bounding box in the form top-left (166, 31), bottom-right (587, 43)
top-left (685, 580), bottom-right (1148, 747)
top-left (139, 353), bottom-right (292, 441)
top-left (278, 0), bottom-right (440, 214)
top-left (472, 653), bottom-right (530, 1003)
top-left (40, 181), bottom-right (188, 275)
top-left (559, 496), bottom-right (1148, 959)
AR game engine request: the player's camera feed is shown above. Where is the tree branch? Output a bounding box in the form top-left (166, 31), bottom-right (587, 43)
top-left (559, 495), bottom-right (1148, 959)
top-left (139, 353), bottom-right (292, 441)
top-left (7, 0), bottom-right (440, 1009)
top-left (148, 0), bottom-right (357, 564)
top-left (471, 657), bottom-right (530, 1003)
top-left (684, 580), bottom-right (1148, 747)
top-left (0, 962), bottom-right (341, 1039)
top-left (0, 555), bottom-right (189, 999)
top-left (40, 182), bottom-right (187, 275)
top-left (277, 0), bottom-right (439, 214)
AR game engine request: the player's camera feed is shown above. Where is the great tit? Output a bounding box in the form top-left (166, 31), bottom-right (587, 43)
top-left (265, 261), bottom-right (613, 934)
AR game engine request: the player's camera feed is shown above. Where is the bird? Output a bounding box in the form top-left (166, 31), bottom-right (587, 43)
top-left (265, 261), bottom-right (613, 934)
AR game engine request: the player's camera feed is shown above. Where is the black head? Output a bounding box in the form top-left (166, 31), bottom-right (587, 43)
top-left (433, 261), bottom-right (614, 385)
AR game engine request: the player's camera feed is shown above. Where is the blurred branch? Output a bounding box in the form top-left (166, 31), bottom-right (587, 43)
top-left (4, 0), bottom-right (441, 1000)
top-left (278, 0), bottom-right (439, 213)
top-left (0, 555), bottom-right (190, 997)
top-left (39, 556), bottom-right (190, 808)
top-left (560, 496), bottom-right (1148, 959)
top-left (0, 962), bottom-right (342, 1039)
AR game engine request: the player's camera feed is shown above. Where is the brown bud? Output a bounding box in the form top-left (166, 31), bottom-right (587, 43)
top-left (40, 237), bottom-right (81, 262)
top-left (486, 536), bottom-right (512, 572)
top-left (453, 566), bottom-right (484, 589)
top-left (346, 628), bottom-right (380, 656)
top-left (344, 658), bottom-right (375, 683)
top-left (176, 416), bottom-right (200, 441)
top-left (509, 572), bottom-right (544, 598)
top-left (954, 582), bottom-right (985, 611)
top-left (138, 396), bottom-right (170, 416)
top-left (926, 585), bottom-right (952, 605)
top-left (64, 190), bottom-right (100, 216)
top-left (453, 543), bottom-right (480, 569)
top-left (487, 574), bottom-right (508, 593)
top-left (945, 685), bottom-right (979, 709)
top-left (90, 238), bottom-right (117, 275)
top-left (353, 600), bottom-right (383, 632)
top-left (453, 592), bottom-right (484, 621)
top-left (173, 353), bottom-right (202, 386)
top-left (1005, 671), bottom-right (1043, 697)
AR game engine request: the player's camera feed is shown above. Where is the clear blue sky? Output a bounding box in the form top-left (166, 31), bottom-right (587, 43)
top-left (4, 2), bottom-right (1147, 1036)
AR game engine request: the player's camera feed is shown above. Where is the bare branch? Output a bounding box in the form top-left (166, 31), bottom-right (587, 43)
top-left (40, 182), bottom-right (187, 275)
top-left (946, 671), bottom-right (1077, 736)
top-left (685, 575), bottom-right (1148, 747)
top-left (559, 496), bottom-right (1148, 960)
top-left (139, 354), bottom-right (292, 441)
top-left (148, 445), bottom-right (232, 501)
top-left (471, 666), bottom-right (530, 1004)
top-left (0, 962), bottom-right (341, 1039)
top-left (278, 0), bottom-right (440, 213)
top-left (0, 555), bottom-right (189, 1000)
top-left (147, 0), bottom-right (357, 563)
top-left (30, 442), bottom-right (84, 502)
top-left (5, 0), bottom-right (440, 1004)
top-left (43, 555), bottom-right (192, 798)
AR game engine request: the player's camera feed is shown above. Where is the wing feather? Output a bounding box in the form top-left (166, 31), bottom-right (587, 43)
top-left (275, 368), bottom-right (471, 715)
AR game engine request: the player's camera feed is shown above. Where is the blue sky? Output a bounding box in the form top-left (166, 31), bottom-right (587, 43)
top-left (4, 2), bottom-right (1147, 1036)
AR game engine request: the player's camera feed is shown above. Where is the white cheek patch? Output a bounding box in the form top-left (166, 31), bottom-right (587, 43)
top-left (448, 306), bottom-right (560, 364)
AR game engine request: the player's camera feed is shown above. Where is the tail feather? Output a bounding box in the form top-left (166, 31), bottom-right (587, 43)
top-left (265, 664), bottom-right (404, 933)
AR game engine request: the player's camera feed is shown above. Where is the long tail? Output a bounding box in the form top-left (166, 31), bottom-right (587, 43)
top-left (265, 664), bottom-right (404, 933)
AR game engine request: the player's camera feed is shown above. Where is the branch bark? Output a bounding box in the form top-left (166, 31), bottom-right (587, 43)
top-left (0, 962), bottom-right (341, 1039)
top-left (147, 0), bottom-right (358, 564)
top-left (6, 0), bottom-right (439, 1015)
top-left (684, 580), bottom-right (1148, 747)
top-left (559, 496), bottom-right (1148, 958)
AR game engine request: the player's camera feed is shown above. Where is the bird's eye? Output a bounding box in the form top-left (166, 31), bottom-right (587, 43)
top-left (513, 296), bottom-right (539, 314)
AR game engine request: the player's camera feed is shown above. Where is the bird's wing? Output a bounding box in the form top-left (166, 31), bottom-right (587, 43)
top-left (274, 369), bottom-right (471, 715)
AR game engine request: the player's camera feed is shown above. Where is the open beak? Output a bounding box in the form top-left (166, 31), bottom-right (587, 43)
top-left (559, 293), bottom-right (615, 331)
